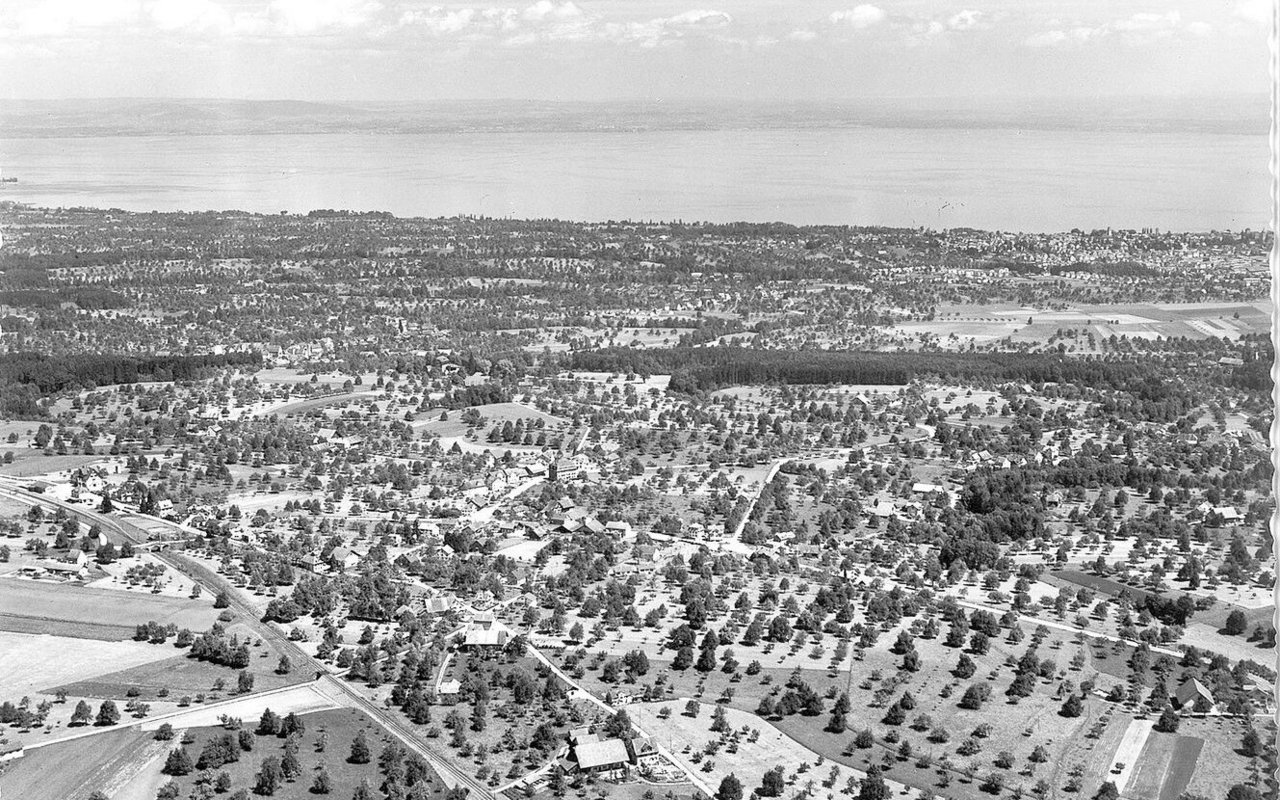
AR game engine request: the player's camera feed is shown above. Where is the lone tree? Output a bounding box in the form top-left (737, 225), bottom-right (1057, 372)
top-left (348, 730), bottom-right (372, 764)
top-left (759, 766), bottom-right (786, 798)
top-left (162, 746), bottom-right (194, 776)
top-left (1060, 693), bottom-right (1084, 718)
top-left (95, 700), bottom-right (120, 726)
top-left (716, 773), bottom-right (744, 800)
top-left (254, 755), bottom-right (282, 796)
top-left (604, 709), bottom-right (634, 739)
top-left (859, 765), bottom-right (889, 800)
top-left (959, 683), bottom-right (991, 710)
top-left (1095, 782), bottom-right (1120, 800)
top-left (1155, 707), bottom-right (1180, 733)
top-left (1224, 610), bottom-right (1248, 636)
top-left (70, 700), bottom-right (94, 726)
top-left (312, 767), bottom-right (333, 794)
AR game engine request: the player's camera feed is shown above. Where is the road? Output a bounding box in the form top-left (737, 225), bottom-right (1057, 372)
top-left (727, 457), bottom-right (792, 543)
top-left (954, 598), bottom-right (1183, 658)
top-left (0, 483), bottom-right (497, 799)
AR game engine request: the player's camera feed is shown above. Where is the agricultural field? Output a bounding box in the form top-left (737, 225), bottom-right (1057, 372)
top-left (0, 631), bottom-right (174, 695)
top-left (0, 725), bottom-right (166, 800)
top-left (0, 579), bottom-right (217, 641)
top-left (118, 708), bottom-right (427, 800)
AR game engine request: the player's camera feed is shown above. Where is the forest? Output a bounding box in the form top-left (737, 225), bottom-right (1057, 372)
top-left (0, 351), bottom-right (262, 411)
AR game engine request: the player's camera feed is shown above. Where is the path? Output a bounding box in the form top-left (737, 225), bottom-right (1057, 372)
top-left (728, 457), bottom-right (791, 543)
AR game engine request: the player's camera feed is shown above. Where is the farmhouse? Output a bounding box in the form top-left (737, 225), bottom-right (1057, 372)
top-left (568, 737), bottom-right (633, 774)
top-left (1173, 677), bottom-right (1216, 712)
top-left (329, 546), bottom-right (362, 570)
top-left (461, 612), bottom-right (512, 649)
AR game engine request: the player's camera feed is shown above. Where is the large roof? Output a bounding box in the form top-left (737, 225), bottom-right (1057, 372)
top-left (574, 739), bottom-right (630, 769)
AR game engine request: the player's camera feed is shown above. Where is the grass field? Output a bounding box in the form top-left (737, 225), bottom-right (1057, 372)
top-left (1182, 716), bottom-right (1262, 799)
top-left (0, 613), bottom-right (136, 641)
top-left (0, 578), bottom-right (217, 640)
top-left (0, 631), bottom-right (176, 696)
top-left (138, 683), bottom-right (342, 731)
top-left (0, 726), bottom-right (164, 800)
top-left (53, 642), bottom-right (309, 701)
top-left (0, 454), bottom-right (106, 478)
top-left (120, 707), bottom-right (426, 800)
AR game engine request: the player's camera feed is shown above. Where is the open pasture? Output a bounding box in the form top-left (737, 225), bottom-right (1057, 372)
top-left (0, 631), bottom-right (176, 695)
top-left (0, 578), bottom-right (216, 641)
top-left (0, 726), bottom-right (161, 800)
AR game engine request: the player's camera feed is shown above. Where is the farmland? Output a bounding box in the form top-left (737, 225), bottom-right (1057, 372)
top-left (0, 579), bottom-right (217, 640)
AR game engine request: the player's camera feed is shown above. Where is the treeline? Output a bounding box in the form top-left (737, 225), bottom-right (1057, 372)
top-left (440, 383), bottom-right (511, 409)
top-left (567, 346), bottom-right (1196, 400)
top-left (0, 288), bottom-right (130, 310)
top-left (1049, 260), bottom-right (1160, 277)
top-left (0, 351), bottom-right (262, 394)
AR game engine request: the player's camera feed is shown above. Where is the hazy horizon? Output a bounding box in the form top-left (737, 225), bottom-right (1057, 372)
top-left (0, 1), bottom-right (1269, 103)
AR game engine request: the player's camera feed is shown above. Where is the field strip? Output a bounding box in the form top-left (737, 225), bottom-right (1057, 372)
top-left (138, 682), bottom-right (343, 731)
top-left (14, 682), bottom-right (340, 754)
top-left (1111, 718), bottom-right (1154, 793)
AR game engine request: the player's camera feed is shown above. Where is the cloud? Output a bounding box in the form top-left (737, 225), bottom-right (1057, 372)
top-left (947, 10), bottom-right (981, 31)
top-left (266, 0), bottom-right (382, 36)
top-left (659, 10), bottom-right (732, 29)
top-left (397, 3), bottom-right (733, 48)
top-left (1024, 10), bottom-right (1200, 48)
top-left (149, 0), bottom-right (233, 33)
top-left (521, 1), bottom-right (582, 23)
top-left (17, 0), bottom-right (141, 37)
top-left (829, 5), bottom-right (885, 30)
top-left (1232, 0), bottom-right (1272, 25)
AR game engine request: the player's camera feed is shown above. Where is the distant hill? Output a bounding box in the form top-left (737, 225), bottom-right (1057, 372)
top-left (0, 95), bottom-right (1267, 138)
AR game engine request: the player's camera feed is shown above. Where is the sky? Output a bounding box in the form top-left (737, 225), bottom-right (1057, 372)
top-left (0, 0), bottom-right (1272, 102)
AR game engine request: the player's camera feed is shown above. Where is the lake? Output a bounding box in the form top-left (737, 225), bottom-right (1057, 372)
top-left (0, 127), bottom-right (1267, 231)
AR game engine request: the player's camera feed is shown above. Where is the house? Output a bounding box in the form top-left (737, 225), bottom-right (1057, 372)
top-left (605, 521), bottom-right (632, 537)
top-left (437, 679), bottom-right (462, 704)
top-left (911, 482), bottom-right (945, 496)
top-left (570, 738), bottom-right (633, 774)
top-left (64, 550), bottom-right (89, 567)
top-left (1214, 506), bottom-right (1242, 523)
top-left (1245, 676), bottom-right (1274, 708)
top-left (37, 560), bottom-right (88, 580)
top-left (1173, 678), bottom-right (1215, 712)
top-left (329, 547), bottom-right (362, 570)
top-left (462, 612), bottom-right (511, 648)
top-left (870, 500), bottom-right (896, 519)
top-left (422, 594), bottom-right (456, 615)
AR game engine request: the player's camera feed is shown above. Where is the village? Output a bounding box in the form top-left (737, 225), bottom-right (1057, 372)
top-left (0, 208), bottom-right (1271, 800)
